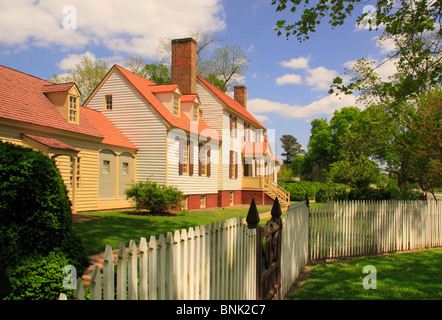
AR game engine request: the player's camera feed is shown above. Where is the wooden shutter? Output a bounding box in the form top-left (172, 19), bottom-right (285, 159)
top-left (235, 151), bottom-right (238, 179)
top-left (179, 138), bottom-right (184, 175)
top-left (189, 141), bottom-right (194, 176)
top-left (207, 146), bottom-right (211, 177)
top-left (198, 143), bottom-right (202, 176)
top-left (229, 150), bottom-right (233, 178)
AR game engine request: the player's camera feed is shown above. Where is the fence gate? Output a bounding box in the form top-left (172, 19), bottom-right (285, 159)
top-left (246, 198), bottom-right (283, 300)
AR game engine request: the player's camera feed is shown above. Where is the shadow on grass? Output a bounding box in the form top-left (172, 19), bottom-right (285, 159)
top-left (73, 205), bottom-right (273, 256)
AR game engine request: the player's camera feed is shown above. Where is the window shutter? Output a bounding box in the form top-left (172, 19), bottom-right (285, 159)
top-left (230, 115), bottom-right (233, 136)
top-left (179, 138), bottom-right (183, 175)
top-left (229, 150), bottom-right (233, 178)
top-left (189, 141), bottom-right (194, 176)
top-left (235, 151), bottom-right (238, 179)
top-left (207, 146), bottom-right (211, 177)
top-left (198, 143), bottom-right (202, 176)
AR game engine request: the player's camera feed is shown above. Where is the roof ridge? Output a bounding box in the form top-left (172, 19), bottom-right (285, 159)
top-left (196, 75), bottom-right (265, 129)
top-left (0, 64), bottom-right (53, 85)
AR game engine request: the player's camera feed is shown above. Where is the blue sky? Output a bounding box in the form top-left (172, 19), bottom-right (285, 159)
top-left (0, 0), bottom-right (394, 160)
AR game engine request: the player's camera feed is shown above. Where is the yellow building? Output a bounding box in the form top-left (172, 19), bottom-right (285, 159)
top-left (0, 65), bottom-right (137, 213)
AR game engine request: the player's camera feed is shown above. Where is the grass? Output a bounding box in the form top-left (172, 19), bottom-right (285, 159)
top-left (73, 204), bottom-right (273, 256)
top-left (287, 247), bottom-right (442, 300)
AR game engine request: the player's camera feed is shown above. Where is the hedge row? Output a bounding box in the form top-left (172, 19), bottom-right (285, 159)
top-left (279, 181), bottom-right (424, 202)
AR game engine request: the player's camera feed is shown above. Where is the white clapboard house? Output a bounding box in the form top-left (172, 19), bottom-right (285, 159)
top-left (83, 38), bottom-right (288, 210)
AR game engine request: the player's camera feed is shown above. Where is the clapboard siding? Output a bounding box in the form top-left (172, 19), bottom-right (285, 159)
top-left (86, 70), bottom-right (167, 185)
top-left (220, 110), bottom-right (243, 191)
top-left (196, 82), bottom-right (223, 137)
top-left (166, 130), bottom-right (219, 195)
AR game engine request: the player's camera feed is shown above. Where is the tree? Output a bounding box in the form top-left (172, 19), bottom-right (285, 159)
top-left (272, 0), bottom-right (441, 193)
top-left (123, 55), bottom-right (146, 76)
top-left (49, 56), bottom-right (110, 103)
top-left (328, 156), bottom-right (381, 188)
top-left (280, 134), bottom-right (304, 165)
top-left (272, 0), bottom-right (441, 104)
top-left (142, 62), bottom-right (172, 84)
top-left (302, 119), bottom-right (334, 181)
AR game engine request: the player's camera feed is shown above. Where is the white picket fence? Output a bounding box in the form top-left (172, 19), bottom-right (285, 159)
top-left (309, 200), bottom-right (442, 260)
top-left (280, 201), bottom-right (309, 297)
top-left (60, 199), bottom-right (441, 300)
top-left (61, 217), bottom-right (258, 300)
top-left (60, 202), bottom-right (310, 300)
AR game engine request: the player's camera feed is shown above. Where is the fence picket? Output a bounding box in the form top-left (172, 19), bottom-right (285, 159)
top-left (158, 234), bottom-right (167, 300)
top-left (148, 235), bottom-right (158, 300)
top-left (116, 242), bottom-right (127, 300)
top-left (103, 245), bottom-right (114, 300)
top-left (166, 232), bottom-right (174, 300)
top-left (139, 237), bottom-right (148, 300)
top-left (89, 265), bottom-right (102, 300)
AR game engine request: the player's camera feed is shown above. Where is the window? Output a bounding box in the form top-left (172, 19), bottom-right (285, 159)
top-left (179, 139), bottom-right (194, 176)
top-left (193, 105), bottom-right (198, 122)
top-left (199, 143), bottom-right (211, 177)
top-left (182, 196), bottom-right (188, 211)
top-left (69, 96), bottom-right (78, 123)
top-left (230, 115), bottom-right (237, 137)
top-left (122, 162), bottom-right (129, 175)
top-left (173, 96), bottom-right (180, 116)
top-left (230, 191), bottom-right (235, 206)
top-left (103, 160), bottom-right (110, 174)
top-left (229, 150), bottom-right (238, 179)
top-left (69, 157), bottom-right (81, 189)
top-left (105, 95), bottom-right (113, 110)
top-left (182, 142), bottom-right (189, 174)
top-left (244, 123), bottom-right (251, 142)
top-left (200, 195), bottom-right (206, 208)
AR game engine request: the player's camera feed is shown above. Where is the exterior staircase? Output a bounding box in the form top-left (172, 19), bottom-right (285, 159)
top-left (264, 178), bottom-right (290, 207)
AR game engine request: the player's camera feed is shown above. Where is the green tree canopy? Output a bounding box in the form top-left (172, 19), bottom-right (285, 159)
top-left (49, 56), bottom-right (110, 104)
top-left (280, 134), bottom-right (304, 165)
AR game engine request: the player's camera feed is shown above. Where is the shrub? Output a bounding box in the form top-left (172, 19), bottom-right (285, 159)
top-left (125, 179), bottom-right (184, 214)
top-left (5, 249), bottom-right (73, 300)
top-left (0, 141), bottom-right (89, 276)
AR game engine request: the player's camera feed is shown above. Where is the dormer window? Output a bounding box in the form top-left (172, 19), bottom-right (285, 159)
top-left (193, 105), bottom-right (198, 122)
top-left (69, 96), bottom-right (78, 123)
top-left (173, 96), bottom-right (180, 116)
top-left (105, 95), bottom-right (113, 110)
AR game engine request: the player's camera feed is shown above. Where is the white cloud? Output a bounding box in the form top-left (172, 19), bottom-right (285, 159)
top-left (57, 51), bottom-right (96, 70)
top-left (276, 74), bottom-right (302, 85)
top-left (280, 56), bottom-right (310, 69)
top-left (248, 94), bottom-right (357, 119)
top-left (305, 66), bottom-right (339, 91)
top-left (0, 0), bottom-right (226, 58)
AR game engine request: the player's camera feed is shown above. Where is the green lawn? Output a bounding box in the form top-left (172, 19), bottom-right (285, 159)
top-left (287, 247), bottom-right (442, 300)
top-left (73, 205), bottom-right (272, 256)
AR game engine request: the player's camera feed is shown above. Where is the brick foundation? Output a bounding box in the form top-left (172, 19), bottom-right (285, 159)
top-left (241, 190), bottom-right (274, 205)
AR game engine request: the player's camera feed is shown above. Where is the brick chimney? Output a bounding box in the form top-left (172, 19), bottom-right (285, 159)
top-left (234, 85), bottom-right (247, 109)
top-left (172, 38), bottom-right (197, 95)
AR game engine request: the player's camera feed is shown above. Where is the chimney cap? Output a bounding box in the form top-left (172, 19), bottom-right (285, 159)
top-left (171, 37), bottom-right (197, 45)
